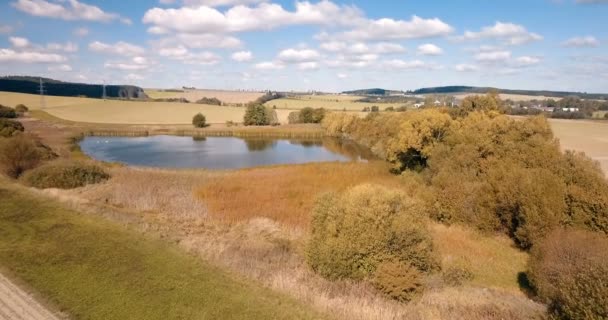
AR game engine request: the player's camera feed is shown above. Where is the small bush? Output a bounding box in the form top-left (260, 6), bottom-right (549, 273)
top-left (528, 229), bottom-right (608, 320)
top-left (196, 97), bottom-right (222, 105)
top-left (307, 184), bottom-right (438, 298)
top-left (442, 258), bottom-right (474, 286)
top-left (371, 106), bottom-right (379, 112)
top-left (225, 120), bottom-right (236, 127)
top-left (0, 105), bottom-right (17, 118)
top-left (288, 111), bottom-right (301, 124)
top-left (0, 135), bottom-right (55, 178)
top-left (192, 113), bottom-right (207, 128)
top-left (244, 104), bottom-right (270, 126)
top-left (22, 160), bottom-right (110, 189)
top-left (385, 107), bottom-right (395, 112)
top-left (14, 104), bottom-right (28, 114)
top-left (0, 119), bottom-right (24, 137)
top-left (605, 113), bottom-right (608, 119)
top-left (372, 261), bottom-right (424, 302)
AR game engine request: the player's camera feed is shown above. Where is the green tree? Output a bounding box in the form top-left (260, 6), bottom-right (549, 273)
top-left (192, 113), bottom-right (207, 128)
top-left (244, 104), bottom-right (269, 126)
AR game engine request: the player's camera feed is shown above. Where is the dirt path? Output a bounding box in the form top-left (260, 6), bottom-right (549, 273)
top-left (0, 273), bottom-right (62, 320)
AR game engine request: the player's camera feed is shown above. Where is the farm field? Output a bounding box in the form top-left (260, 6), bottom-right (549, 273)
top-left (0, 91), bottom-right (292, 124)
top-left (265, 96), bottom-right (406, 111)
top-left (145, 89), bottom-right (265, 104)
top-left (453, 93), bottom-right (562, 101)
top-left (549, 118), bottom-right (608, 175)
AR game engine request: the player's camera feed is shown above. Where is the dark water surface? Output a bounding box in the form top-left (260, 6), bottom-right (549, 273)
top-left (79, 135), bottom-right (376, 169)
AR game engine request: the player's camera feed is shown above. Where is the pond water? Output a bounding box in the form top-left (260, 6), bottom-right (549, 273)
top-left (79, 135), bottom-right (376, 169)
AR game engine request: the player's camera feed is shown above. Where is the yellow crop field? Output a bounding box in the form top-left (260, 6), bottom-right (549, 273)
top-left (145, 89), bottom-right (265, 104)
top-left (0, 91), bottom-right (294, 124)
top-left (265, 96), bottom-right (405, 111)
top-left (549, 118), bottom-right (608, 175)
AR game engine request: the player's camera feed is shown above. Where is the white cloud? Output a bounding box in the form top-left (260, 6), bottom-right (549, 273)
top-left (73, 27), bottom-right (89, 37)
top-left (89, 41), bottom-right (145, 56)
top-left (105, 55), bottom-right (152, 71)
top-left (152, 33), bottom-right (242, 50)
top-left (277, 48), bottom-right (320, 62)
top-left (143, 1), bottom-right (363, 34)
top-left (475, 50), bottom-right (512, 62)
top-left (454, 64), bottom-right (478, 72)
top-left (159, 45), bottom-right (189, 58)
top-left (337, 73), bottom-right (348, 79)
top-left (231, 50), bottom-right (253, 62)
top-left (48, 64), bottom-right (73, 71)
top-left (47, 42), bottom-right (78, 53)
top-left (325, 15), bottom-right (453, 41)
top-left (12, 0), bottom-right (132, 24)
top-left (158, 47), bottom-right (221, 65)
top-left (514, 56), bottom-right (541, 66)
top-left (0, 48), bottom-right (66, 63)
top-left (254, 61), bottom-right (285, 70)
top-left (9, 37), bottom-right (30, 48)
top-left (298, 61), bottom-right (319, 70)
top-left (561, 36), bottom-right (600, 47)
top-left (460, 22), bottom-right (542, 45)
top-left (382, 59), bottom-right (435, 69)
top-left (0, 25), bottom-right (13, 34)
top-left (320, 41), bottom-right (406, 55)
top-left (417, 43), bottom-right (443, 56)
top-left (182, 0), bottom-right (267, 6)
top-left (125, 73), bottom-right (144, 81)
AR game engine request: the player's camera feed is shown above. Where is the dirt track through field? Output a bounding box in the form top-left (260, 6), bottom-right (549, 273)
top-left (0, 273), bottom-right (61, 320)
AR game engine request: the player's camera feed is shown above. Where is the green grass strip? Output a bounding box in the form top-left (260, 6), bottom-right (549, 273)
top-left (0, 185), bottom-right (324, 320)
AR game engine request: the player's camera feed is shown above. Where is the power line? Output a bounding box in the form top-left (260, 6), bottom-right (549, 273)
top-left (38, 77), bottom-right (45, 109)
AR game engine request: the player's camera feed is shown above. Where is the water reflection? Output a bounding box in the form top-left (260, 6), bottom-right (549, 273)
top-left (80, 135), bottom-right (376, 169)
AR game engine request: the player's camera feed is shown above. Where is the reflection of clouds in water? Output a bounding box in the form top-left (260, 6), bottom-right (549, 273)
top-left (80, 136), bottom-right (374, 169)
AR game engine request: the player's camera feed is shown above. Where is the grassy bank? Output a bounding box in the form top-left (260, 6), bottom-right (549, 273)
top-left (0, 182), bottom-right (325, 320)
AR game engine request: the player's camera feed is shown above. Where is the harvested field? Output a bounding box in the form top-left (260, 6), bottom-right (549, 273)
top-left (145, 89), bottom-right (265, 104)
top-left (265, 97), bottom-right (404, 111)
top-left (453, 93), bottom-right (562, 101)
top-left (550, 118), bottom-right (608, 175)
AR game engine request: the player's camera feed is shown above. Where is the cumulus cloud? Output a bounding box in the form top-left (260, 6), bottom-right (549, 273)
top-left (459, 21), bottom-right (542, 45)
top-left (9, 37), bottom-right (30, 48)
top-left (231, 50), bottom-right (253, 62)
top-left (0, 48), bottom-right (66, 63)
top-left (475, 50), bottom-right (512, 62)
top-left (47, 42), bottom-right (78, 53)
top-left (0, 25), bottom-right (13, 34)
top-left (382, 59), bottom-right (438, 70)
top-left (561, 36), bottom-right (600, 47)
top-left (417, 43), bottom-right (443, 56)
top-left (514, 56), bottom-right (541, 66)
top-left (48, 64), bottom-right (73, 71)
top-left (277, 48), bottom-right (320, 62)
top-left (320, 41), bottom-right (406, 54)
top-left (89, 41), bottom-right (145, 56)
top-left (105, 56), bottom-right (151, 70)
top-left (157, 46), bottom-right (221, 65)
top-left (152, 33), bottom-right (241, 50)
top-left (182, 0), bottom-right (267, 6)
top-left (454, 64), bottom-right (478, 72)
top-left (73, 27), bottom-right (89, 37)
top-left (143, 1), bottom-right (363, 34)
top-left (12, 0), bottom-right (132, 24)
top-left (331, 16), bottom-right (453, 41)
top-left (254, 61), bottom-right (285, 70)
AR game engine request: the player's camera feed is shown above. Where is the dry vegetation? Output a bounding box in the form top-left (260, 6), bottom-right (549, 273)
top-left (453, 93), bottom-right (562, 102)
top-left (197, 161), bottom-right (401, 227)
top-left (265, 96), bottom-right (404, 111)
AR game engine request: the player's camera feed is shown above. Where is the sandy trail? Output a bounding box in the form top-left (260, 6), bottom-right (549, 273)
top-left (0, 273), bottom-right (61, 320)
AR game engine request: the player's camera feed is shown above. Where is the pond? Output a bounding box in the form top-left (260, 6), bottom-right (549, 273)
top-left (79, 135), bottom-right (377, 169)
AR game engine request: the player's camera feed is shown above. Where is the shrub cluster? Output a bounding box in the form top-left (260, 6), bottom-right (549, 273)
top-left (22, 160), bottom-right (110, 189)
top-left (288, 107), bottom-right (326, 124)
top-left (528, 229), bottom-right (608, 320)
top-left (0, 105), bottom-right (17, 118)
top-left (14, 104), bottom-right (28, 114)
top-left (192, 113), bottom-right (207, 128)
top-left (196, 97), bottom-right (222, 105)
top-left (321, 94), bottom-right (608, 249)
top-left (0, 119), bottom-right (24, 137)
top-left (243, 104), bottom-right (278, 126)
top-left (307, 184), bottom-right (438, 301)
top-left (0, 134), bottom-right (56, 178)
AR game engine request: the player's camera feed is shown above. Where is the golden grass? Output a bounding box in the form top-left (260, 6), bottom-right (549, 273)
top-left (430, 224), bottom-right (529, 293)
top-left (265, 97), bottom-right (404, 111)
top-left (197, 161), bottom-right (401, 227)
top-left (549, 118), bottom-right (608, 175)
top-left (145, 89), bottom-right (265, 104)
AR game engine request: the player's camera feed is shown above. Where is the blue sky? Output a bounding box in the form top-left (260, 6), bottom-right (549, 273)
top-left (1, 0), bottom-right (607, 92)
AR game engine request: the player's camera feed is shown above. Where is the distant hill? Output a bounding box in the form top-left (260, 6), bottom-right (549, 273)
top-left (0, 76), bottom-right (146, 99)
top-left (343, 86), bottom-right (607, 100)
top-left (410, 86), bottom-right (607, 100)
top-left (342, 88), bottom-right (404, 96)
